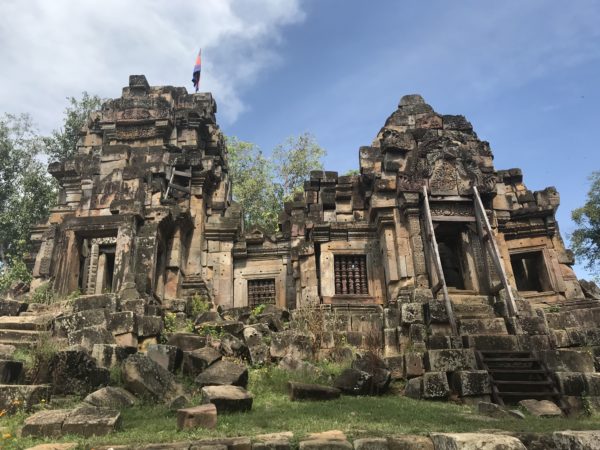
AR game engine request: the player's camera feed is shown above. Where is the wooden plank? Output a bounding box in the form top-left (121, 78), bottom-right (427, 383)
top-left (473, 186), bottom-right (519, 318)
top-left (169, 183), bottom-right (191, 194)
top-left (422, 186), bottom-right (458, 335)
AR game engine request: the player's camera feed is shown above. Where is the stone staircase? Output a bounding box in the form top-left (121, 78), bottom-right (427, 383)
top-left (476, 349), bottom-right (565, 412)
top-left (0, 312), bottom-right (53, 349)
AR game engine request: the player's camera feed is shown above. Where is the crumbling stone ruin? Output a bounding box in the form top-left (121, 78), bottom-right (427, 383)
top-left (2, 75), bottom-right (600, 439)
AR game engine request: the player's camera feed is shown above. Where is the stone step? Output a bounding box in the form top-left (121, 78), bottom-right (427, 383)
top-left (0, 316), bottom-right (51, 331)
top-left (449, 294), bottom-right (491, 305)
top-left (458, 318), bottom-right (508, 335)
top-left (0, 329), bottom-right (41, 343)
top-left (452, 303), bottom-right (495, 319)
top-left (463, 334), bottom-right (520, 351)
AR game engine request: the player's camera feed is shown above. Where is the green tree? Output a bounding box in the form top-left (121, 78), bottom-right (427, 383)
top-left (571, 171), bottom-right (600, 277)
top-left (43, 92), bottom-right (103, 162)
top-left (0, 114), bottom-right (56, 267)
top-left (272, 133), bottom-right (326, 202)
top-left (227, 133), bottom-right (326, 232)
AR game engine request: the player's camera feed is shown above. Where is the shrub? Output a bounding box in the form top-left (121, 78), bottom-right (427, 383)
top-left (29, 281), bottom-right (54, 304)
top-left (190, 292), bottom-right (210, 317)
top-left (0, 259), bottom-right (32, 294)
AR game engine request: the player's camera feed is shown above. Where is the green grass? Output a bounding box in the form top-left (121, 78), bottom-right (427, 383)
top-left (2, 366), bottom-right (600, 449)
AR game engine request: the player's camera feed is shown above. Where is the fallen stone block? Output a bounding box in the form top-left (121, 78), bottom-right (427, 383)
top-left (422, 371), bottom-right (450, 399)
top-left (55, 309), bottom-right (108, 337)
top-left (167, 332), bottom-right (206, 351)
top-left (108, 311), bottom-right (137, 335)
top-left (333, 368), bottom-right (373, 396)
top-left (177, 403), bottom-right (217, 430)
top-left (353, 437), bottom-right (388, 450)
top-left (430, 433), bottom-right (526, 450)
top-left (21, 409), bottom-right (70, 438)
top-left (195, 359), bottom-right (248, 388)
top-left (387, 435), bottom-right (434, 449)
top-left (84, 386), bottom-right (137, 408)
top-left (67, 327), bottom-right (115, 352)
top-left (201, 385), bottom-right (253, 413)
top-left (0, 359), bottom-right (23, 383)
top-left (0, 299), bottom-right (27, 316)
top-left (122, 353), bottom-right (185, 404)
top-left (254, 431), bottom-right (293, 450)
top-left (288, 381), bottom-right (341, 401)
top-left (0, 384), bottom-right (51, 413)
top-left (182, 346), bottom-right (222, 376)
top-left (477, 401), bottom-right (509, 419)
top-left (48, 349), bottom-right (110, 396)
top-left (136, 315), bottom-right (163, 337)
top-left (147, 344), bottom-right (182, 372)
top-left (553, 431), bottom-right (600, 450)
top-left (518, 399), bottom-right (562, 417)
top-left (61, 406), bottom-right (121, 437)
top-left (91, 343), bottom-right (137, 369)
top-left (584, 372), bottom-right (600, 396)
top-left (25, 444), bottom-right (78, 450)
top-left (189, 437), bottom-right (251, 449)
top-left (384, 355), bottom-right (404, 380)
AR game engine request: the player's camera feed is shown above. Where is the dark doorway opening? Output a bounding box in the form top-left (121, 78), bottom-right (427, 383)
top-left (101, 244), bottom-right (116, 293)
top-left (434, 223), bottom-right (467, 290)
top-left (510, 251), bottom-right (550, 293)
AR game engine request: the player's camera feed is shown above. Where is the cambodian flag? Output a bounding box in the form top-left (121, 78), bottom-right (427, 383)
top-left (192, 49), bottom-right (201, 92)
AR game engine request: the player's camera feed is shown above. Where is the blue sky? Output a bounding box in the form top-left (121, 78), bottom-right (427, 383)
top-left (1, 0), bottom-right (599, 278)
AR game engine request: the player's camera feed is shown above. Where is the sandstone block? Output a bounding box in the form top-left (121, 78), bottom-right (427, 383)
top-left (136, 315), bottom-right (163, 337)
top-left (404, 376), bottom-right (423, 399)
top-left (195, 360), bottom-right (248, 388)
top-left (553, 431), bottom-right (600, 450)
top-left (0, 359), bottom-right (23, 383)
top-left (22, 409), bottom-right (70, 438)
top-left (387, 435), bottom-right (434, 449)
top-left (182, 346), bottom-right (222, 376)
top-left (177, 403), bottom-right (217, 430)
top-left (554, 371), bottom-right (586, 396)
top-left (108, 311), bottom-right (137, 335)
top-left (430, 433), bottom-right (526, 450)
top-left (72, 294), bottom-right (117, 313)
top-left (122, 353), bottom-right (184, 404)
top-left (404, 352), bottom-right (424, 379)
top-left (147, 344), bottom-right (182, 372)
top-left (450, 371), bottom-right (491, 397)
top-left (84, 386), bottom-right (137, 408)
top-left (422, 371), bottom-right (450, 399)
top-left (48, 350), bottom-right (110, 396)
top-left (538, 349), bottom-right (595, 372)
top-left (401, 303), bottom-right (423, 325)
top-left (68, 327), bottom-right (115, 352)
top-left (91, 344), bottom-right (136, 369)
top-left (477, 401), bottom-right (509, 419)
top-left (584, 372), bottom-right (600, 396)
top-left (384, 355), bottom-right (404, 380)
top-left (288, 381), bottom-right (341, 401)
top-left (61, 406), bottom-right (121, 437)
top-left (354, 437), bottom-right (388, 450)
top-left (333, 368), bottom-right (373, 395)
top-left (425, 349), bottom-right (477, 372)
top-left (518, 399), bottom-right (562, 417)
top-left (201, 385), bottom-right (253, 413)
top-left (270, 330), bottom-right (315, 360)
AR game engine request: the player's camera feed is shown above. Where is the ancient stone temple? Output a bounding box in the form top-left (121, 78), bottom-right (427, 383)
top-left (19, 75), bottom-right (600, 408)
top-left (29, 76), bottom-right (584, 312)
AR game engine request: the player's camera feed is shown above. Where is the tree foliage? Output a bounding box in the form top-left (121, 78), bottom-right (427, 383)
top-left (0, 114), bottom-right (56, 267)
top-left (43, 92), bottom-right (103, 163)
top-left (227, 133), bottom-right (325, 232)
top-left (571, 171), bottom-right (600, 277)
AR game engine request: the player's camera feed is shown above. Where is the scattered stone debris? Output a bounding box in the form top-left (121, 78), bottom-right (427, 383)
top-left (22, 406), bottom-right (121, 438)
top-left (201, 385), bottom-right (253, 413)
top-left (518, 399), bottom-right (563, 417)
top-left (288, 381), bottom-right (341, 401)
top-left (176, 403), bottom-right (217, 430)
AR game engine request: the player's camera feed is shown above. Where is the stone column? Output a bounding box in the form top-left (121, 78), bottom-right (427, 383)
top-left (86, 242), bottom-right (100, 295)
top-left (114, 217), bottom-right (136, 293)
top-left (186, 195), bottom-right (205, 276)
top-left (95, 253), bottom-right (107, 294)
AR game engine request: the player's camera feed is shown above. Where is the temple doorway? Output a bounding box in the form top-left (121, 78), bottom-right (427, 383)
top-left (433, 222), bottom-right (476, 291)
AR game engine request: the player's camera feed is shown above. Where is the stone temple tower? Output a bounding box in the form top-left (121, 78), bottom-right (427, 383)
top-left (29, 75), bottom-right (242, 309)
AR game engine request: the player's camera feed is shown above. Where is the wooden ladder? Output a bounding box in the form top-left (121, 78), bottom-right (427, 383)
top-left (422, 186), bottom-right (458, 335)
top-left (163, 166), bottom-right (192, 201)
top-left (476, 350), bottom-right (567, 413)
top-left (472, 186), bottom-right (519, 318)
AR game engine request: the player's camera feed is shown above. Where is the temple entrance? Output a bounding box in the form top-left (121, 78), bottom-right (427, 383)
top-left (78, 236), bottom-right (118, 294)
top-left (433, 222), bottom-right (474, 291)
top-left (510, 250), bottom-right (552, 293)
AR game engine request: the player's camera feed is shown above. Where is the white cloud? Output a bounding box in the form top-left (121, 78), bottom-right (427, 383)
top-left (0, 0), bottom-right (304, 132)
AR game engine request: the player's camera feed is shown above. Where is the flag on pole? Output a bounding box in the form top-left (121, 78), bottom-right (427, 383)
top-left (192, 49), bottom-right (201, 92)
